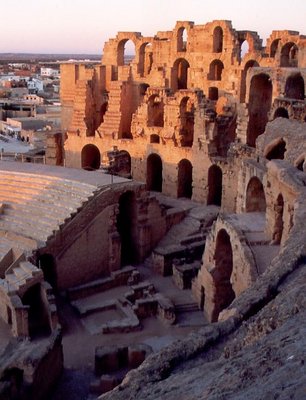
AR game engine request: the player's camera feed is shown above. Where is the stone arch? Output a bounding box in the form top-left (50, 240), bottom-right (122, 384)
top-left (245, 177), bottom-right (266, 212)
top-left (147, 153), bottom-right (162, 192)
top-left (38, 254), bottom-right (57, 289)
top-left (208, 86), bottom-right (219, 100)
top-left (22, 283), bottom-right (51, 339)
top-left (273, 107), bottom-right (289, 119)
top-left (240, 60), bottom-right (259, 102)
top-left (213, 26), bottom-right (223, 53)
top-left (81, 144), bottom-right (101, 170)
top-left (207, 165), bottom-right (222, 206)
top-left (247, 73), bottom-right (272, 147)
top-left (177, 159), bottom-right (193, 199)
top-left (280, 42), bottom-right (298, 67)
top-left (147, 94), bottom-right (164, 127)
top-left (265, 138), bottom-right (286, 160)
top-left (138, 42), bottom-right (153, 77)
top-left (172, 58), bottom-right (190, 90)
top-left (116, 191), bottom-right (137, 266)
top-left (208, 60), bottom-right (224, 81)
top-left (117, 39), bottom-right (136, 66)
top-left (240, 40), bottom-right (250, 61)
top-left (177, 27), bottom-right (188, 52)
top-left (270, 39), bottom-right (280, 57)
top-left (273, 194), bottom-right (284, 244)
top-left (211, 229), bottom-right (235, 322)
top-left (179, 97), bottom-right (194, 147)
top-left (284, 73), bottom-right (305, 100)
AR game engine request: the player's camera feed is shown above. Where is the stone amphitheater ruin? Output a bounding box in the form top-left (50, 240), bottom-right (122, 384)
top-left (0, 19), bottom-right (305, 399)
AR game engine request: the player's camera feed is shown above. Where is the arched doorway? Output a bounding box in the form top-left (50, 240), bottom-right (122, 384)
top-left (265, 139), bottom-right (286, 160)
top-left (38, 254), bottom-right (57, 289)
top-left (247, 73), bottom-right (272, 147)
top-left (208, 60), bottom-right (224, 81)
top-left (211, 229), bottom-right (235, 322)
top-left (116, 191), bottom-right (137, 266)
top-left (240, 60), bottom-right (259, 102)
top-left (245, 177), bottom-right (266, 212)
top-left (117, 39), bottom-right (136, 66)
top-left (147, 153), bottom-right (162, 192)
top-left (138, 42), bottom-right (153, 77)
top-left (285, 74), bottom-right (305, 100)
top-left (207, 165), bottom-right (222, 206)
top-left (177, 27), bottom-right (187, 52)
top-left (179, 97), bottom-right (194, 147)
top-left (213, 26), bottom-right (223, 53)
top-left (274, 107), bottom-right (289, 119)
top-left (177, 159), bottom-right (193, 199)
top-left (280, 42), bottom-right (298, 67)
top-left (22, 284), bottom-right (51, 339)
top-left (172, 58), bottom-right (190, 90)
top-left (81, 144), bottom-right (101, 170)
top-left (273, 194), bottom-right (284, 244)
top-left (147, 95), bottom-right (164, 127)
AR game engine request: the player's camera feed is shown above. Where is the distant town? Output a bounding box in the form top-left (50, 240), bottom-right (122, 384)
top-left (0, 53), bottom-right (100, 161)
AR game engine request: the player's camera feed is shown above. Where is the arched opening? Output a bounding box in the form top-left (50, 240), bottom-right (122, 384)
top-left (177, 159), bottom-right (193, 199)
top-left (240, 40), bottom-right (250, 61)
top-left (212, 229), bottom-right (235, 322)
top-left (213, 26), bottom-right (223, 53)
top-left (172, 58), bottom-right (190, 90)
top-left (280, 42), bottom-right (298, 67)
top-left (207, 165), bottom-right (222, 206)
top-left (116, 191), bottom-right (137, 266)
top-left (81, 144), bottom-right (101, 170)
top-left (273, 194), bottom-right (284, 244)
top-left (179, 97), bottom-right (194, 147)
top-left (117, 39), bottom-right (136, 66)
top-left (245, 177), bottom-right (266, 212)
top-left (270, 39), bottom-right (280, 57)
top-left (114, 150), bottom-right (131, 178)
top-left (147, 95), bottom-right (164, 127)
top-left (247, 73), bottom-right (272, 147)
top-left (22, 284), bottom-right (51, 339)
top-left (240, 60), bottom-right (259, 102)
top-left (208, 60), bottom-right (224, 81)
top-left (274, 107), bottom-right (289, 119)
top-left (265, 139), bottom-right (286, 160)
top-left (147, 153), bottom-right (162, 192)
top-left (38, 254), bottom-right (57, 289)
top-left (208, 87), bottom-right (219, 100)
top-left (177, 27), bottom-right (187, 52)
top-left (138, 43), bottom-right (153, 77)
top-left (284, 74), bottom-right (305, 100)
top-left (150, 134), bottom-right (160, 144)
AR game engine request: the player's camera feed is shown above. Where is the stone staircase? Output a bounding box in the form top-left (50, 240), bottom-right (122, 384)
top-left (0, 261), bottom-right (43, 296)
top-left (99, 81), bottom-right (123, 137)
top-left (0, 171), bottom-right (97, 244)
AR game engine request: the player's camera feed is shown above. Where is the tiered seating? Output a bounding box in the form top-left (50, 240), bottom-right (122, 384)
top-left (0, 170), bottom-right (97, 244)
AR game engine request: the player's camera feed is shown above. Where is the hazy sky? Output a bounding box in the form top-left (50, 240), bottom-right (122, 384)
top-left (2, 0), bottom-right (305, 54)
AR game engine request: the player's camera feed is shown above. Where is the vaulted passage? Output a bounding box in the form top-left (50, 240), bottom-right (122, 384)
top-left (208, 60), bottom-right (224, 81)
top-left (147, 95), bottom-right (164, 127)
top-left (247, 73), bottom-right (272, 147)
top-left (138, 42), bottom-right (153, 77)
top-left (179, 97), bottom-right (194, 147)
top-left (177, 159), bottom-right (193, 199)
top-left (213, 26), bottom-right (223, 53)
top-left (22, 284), bottom-right (51, 339)
top-left (211, 229), bottom-right (235, 322)
top-left (265, 139), bottom-right (286, 160)
top-left (207, 165), bottom-right (222, 206)
top-left (147, 153), bottom-right (163, 192)
top-left (280, 42), bottom-right (298, 67)
top-left (117, 39), bottom-right (136, 66)
top-left (173, 58), bottom-right (190, 90)
top-left (285, 74), bottom-right (305, 100)
top-left (240, 60), bottom-right (259, 103)
top-left (81, 144), bottom-right (101, 170)
top-left (117, 191), bottom-right (137, 266)
top-left (245, 177), bottom-right (266, 212)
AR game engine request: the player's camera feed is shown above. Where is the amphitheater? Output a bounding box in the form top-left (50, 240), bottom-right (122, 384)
top-left (0, 19), bottom-right (306, 400)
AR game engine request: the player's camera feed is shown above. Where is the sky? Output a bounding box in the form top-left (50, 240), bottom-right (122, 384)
top-left (1, 0), bottom-right (305, 54)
